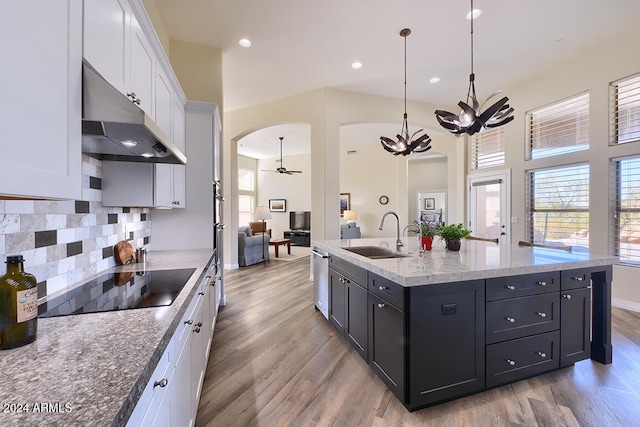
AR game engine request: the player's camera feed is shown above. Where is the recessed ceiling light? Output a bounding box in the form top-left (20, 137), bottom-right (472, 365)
top-left (352, 61), bottom-right (363, 70)
top-left (238, 38), bottom-right (252, 48)
top-left (141, 153), bottom-right (154, 158)
top-left (429, 77), bottom-right (440, 84)
top-left (466, 9), bottom-right (481, 20)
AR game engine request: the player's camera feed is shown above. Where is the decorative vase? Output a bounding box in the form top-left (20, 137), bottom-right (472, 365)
top-left (446, 239), bottom-right (461, 251)
top-left (421, 236), bottom-right (433, 251)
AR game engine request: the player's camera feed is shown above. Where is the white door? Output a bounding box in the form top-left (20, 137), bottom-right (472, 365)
top-left (468, 170), bottom-right (510, 243)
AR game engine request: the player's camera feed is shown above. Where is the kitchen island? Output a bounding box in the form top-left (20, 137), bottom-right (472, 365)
top-left (0, 249), bottom-right (218, 427)
top-left (312, 237), bottom-right (616, 411)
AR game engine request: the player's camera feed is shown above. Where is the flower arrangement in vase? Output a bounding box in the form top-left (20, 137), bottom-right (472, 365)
top-left (414, 220), bottom-right (439, 250)
top-left (438, 223), bottom-right (472, 251)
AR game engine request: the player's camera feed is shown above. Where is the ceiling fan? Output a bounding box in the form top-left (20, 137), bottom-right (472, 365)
top-left (262, 137), bottom-right (302, 175)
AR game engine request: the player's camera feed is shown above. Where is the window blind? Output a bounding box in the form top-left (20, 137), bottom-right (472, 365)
top-left (610, 73), bottom-right (640, 145)
top-left (470, 127), bottom-right (504, 170)
top-left (526, 93), bottom-right (590, 160)
top-left (612, 156), bottom-right (640, 264)
top-left (238, 168), bottom-right (254, 191)
top-left (526, 164), bottom-right (589, 249)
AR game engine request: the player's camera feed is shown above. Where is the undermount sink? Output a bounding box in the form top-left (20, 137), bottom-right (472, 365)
top-left (342, 246), bottom-right (411, 259)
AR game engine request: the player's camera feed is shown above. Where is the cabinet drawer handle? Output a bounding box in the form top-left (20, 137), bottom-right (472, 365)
top-left (153, 378), bottom-right (169, 388)
top-left (537, 312), bottom-right (547, 318)
top-left (377, 303), bottom-right (386, 309)
top-left (193, 326), bottom-right (201, 333)
top-left (184, 320), bottom-right (193, 325)
top-left (195, 321), bottom-right (203, 327)
top-left (506, 359), bottom-right (516, 366)
top-left (537, 281), bottom-right (547, 286)
top-left (505, 317), bottom-right (516, 323)
top-left (505, 285), bottom-right (516, 290)
top-left (537, 351), bottom-right (547, 358)
top-left (199, 291), bottom-right (206, 296)
top-left (563, 294), bottom-right (572, 300)
top-left (378, 286), bottom-right (388, 291)
top-left (572, 276), bottom-right (584, 281)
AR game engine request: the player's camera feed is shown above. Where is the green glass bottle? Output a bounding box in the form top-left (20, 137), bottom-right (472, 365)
top-left (0, 255), bottom-right (38, 349)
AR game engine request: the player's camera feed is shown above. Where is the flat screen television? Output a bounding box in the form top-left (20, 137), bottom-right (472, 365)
top-left (289, 211), bottom-right (311, 230)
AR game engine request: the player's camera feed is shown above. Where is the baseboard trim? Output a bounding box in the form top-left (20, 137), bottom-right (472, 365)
top-left (612, 297), bottom-right (640, 313)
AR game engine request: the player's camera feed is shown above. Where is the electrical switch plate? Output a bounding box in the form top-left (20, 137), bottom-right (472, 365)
top-left (511, 217), bottom-right (519, 224)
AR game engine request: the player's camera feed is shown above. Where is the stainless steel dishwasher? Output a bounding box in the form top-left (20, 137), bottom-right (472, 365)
top-left (312, 247), bottom-right (329, 319)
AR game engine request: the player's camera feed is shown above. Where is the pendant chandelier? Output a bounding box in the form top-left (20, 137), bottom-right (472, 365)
top-left (434, 0), bottom-right (514, 136)
top-left (380, 28), bottom-right (432, 156)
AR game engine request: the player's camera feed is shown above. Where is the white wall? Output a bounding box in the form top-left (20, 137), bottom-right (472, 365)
top-left (339, 145), bottom-right (400, 239)
top-left (408, 157), bottom-right (448, 224)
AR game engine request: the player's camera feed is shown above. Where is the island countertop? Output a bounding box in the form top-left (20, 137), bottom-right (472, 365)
top-left (0, 248), bottom-right (214, 427)
top-left (312, 238), bottom-right (618, 287)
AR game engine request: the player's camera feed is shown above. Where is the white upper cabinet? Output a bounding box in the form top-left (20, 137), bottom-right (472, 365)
top-left (171, 98), bottom-right (186, 208)
top-left (154, 67), bottom-right (173, 138)
top-left (0, 0), bottom-right (82, 199)
top-left (84, 0), bottom-right (158, 116)
top-left (129, 11), bottom-right (155, 117)
top-left (83, 0), bottom-right (131, 95)
top-left (154, 95), bottom-right (186, 208)
top-left (84, 0), bottom-right (187, 208)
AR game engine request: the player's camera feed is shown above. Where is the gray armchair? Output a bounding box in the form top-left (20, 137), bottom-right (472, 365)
top-left (238, 226), bottom-right (270, 266)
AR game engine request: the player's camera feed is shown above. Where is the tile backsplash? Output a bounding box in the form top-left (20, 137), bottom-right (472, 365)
top-left (0, 155), bottom-right (151, 303)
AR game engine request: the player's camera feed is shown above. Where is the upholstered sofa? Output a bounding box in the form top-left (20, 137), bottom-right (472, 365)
top-left (340, 222), bottom-right (361, 239)
top-left (249, 221), bottom-right (272, 237)
top-left (238, 226), bottom-right (270, 266)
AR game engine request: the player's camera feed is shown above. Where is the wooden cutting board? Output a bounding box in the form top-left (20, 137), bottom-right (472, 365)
top-left (114, 240), bottom-right (135, 265)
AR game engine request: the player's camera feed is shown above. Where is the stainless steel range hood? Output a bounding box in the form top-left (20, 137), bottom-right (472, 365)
top-left (81, 60), bottom-right (186, 165)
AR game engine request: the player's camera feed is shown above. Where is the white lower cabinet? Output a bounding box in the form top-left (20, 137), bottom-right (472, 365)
top-left (128, 261), bottom-right (217, 426)
top-left (126, 345), bottom-right (172, 427)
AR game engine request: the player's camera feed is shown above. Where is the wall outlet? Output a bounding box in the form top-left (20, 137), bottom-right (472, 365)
top-left (511, 217), bottom-right (519, 224)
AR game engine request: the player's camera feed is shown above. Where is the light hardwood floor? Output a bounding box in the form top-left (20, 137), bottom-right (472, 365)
top-left (195, 256), bottom-right (640, 426)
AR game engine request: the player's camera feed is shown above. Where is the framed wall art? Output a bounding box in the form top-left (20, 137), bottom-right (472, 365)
top-left (269, 199), bottom-right (286, 212)
top-left (425, 197), bottom-right (436, 210)
top-left (339, 193), bottom-right (351, 215)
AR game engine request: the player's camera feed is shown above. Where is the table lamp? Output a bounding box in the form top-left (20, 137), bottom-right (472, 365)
top-left (344, 210), bottom-right (357, 224)
top-left (254, 206), bottom-right (272, 265)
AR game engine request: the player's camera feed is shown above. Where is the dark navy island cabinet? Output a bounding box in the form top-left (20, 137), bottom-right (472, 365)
top-left (326, 256), bottom-right (611, 412)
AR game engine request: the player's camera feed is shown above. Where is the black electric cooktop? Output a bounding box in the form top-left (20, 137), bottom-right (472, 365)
top-left (38, 268), bottom-right (197, 318)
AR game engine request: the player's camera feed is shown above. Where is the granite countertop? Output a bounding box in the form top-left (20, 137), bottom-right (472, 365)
top-left (0, 249), bottom-right (214, 427)
top-left (312, 238), bottom-right (618, 287)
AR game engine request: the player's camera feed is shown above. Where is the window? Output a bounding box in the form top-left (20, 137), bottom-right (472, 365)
top-left (526, 93), bottom-right (590, 160)
top-left (612, 157), bottom-right (640, 264)
top-left (470, 127), bottom-right (504, 170)
top-left (238, 168), bottom-right (254, 191)
top-left (526, 164), bottom-right (589, 249)
top-left (610, 73), bottom-right (640, 145)
top-left (238, 194), bottom-right (254, 226)
top-left (238, 168), bottom-right (255, 225)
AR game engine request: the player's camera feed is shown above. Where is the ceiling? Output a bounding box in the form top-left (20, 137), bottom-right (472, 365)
top-left (152, 0), bottom-right (640, 158)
